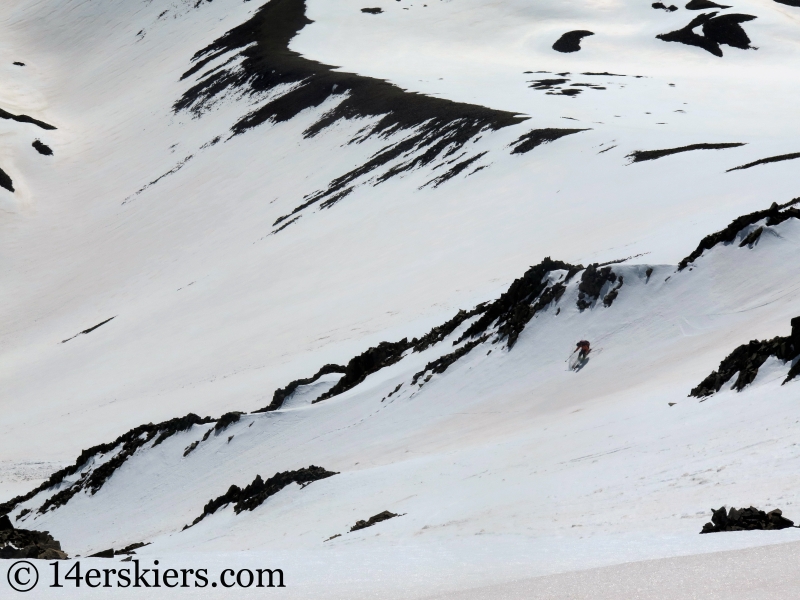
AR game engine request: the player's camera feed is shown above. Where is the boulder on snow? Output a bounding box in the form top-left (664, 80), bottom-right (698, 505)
top-left (700, 506), bottom-right (794, 533)
top-left (0, 522), bottom-right (69, 559)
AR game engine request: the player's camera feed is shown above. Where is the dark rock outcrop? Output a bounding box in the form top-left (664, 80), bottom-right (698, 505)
top-left (254, 364), bottom-right (347, 412)
top-left (727, 152), bottom-right (800, 173)
top-left (626, 143), bottom-right (744, 163)
top-left (350, 510), bottom-right (399, 532)
top-left (701, 506), bottom-right (794, 533)
top-left (61, 316), bottom-right (116, 343)
top-left (32, 140), bottom-right (53, 156)
top-left (313, 340), bottom-right (411, 403)
top-left (552, 31), bottom-right (595, 53)
top-left (510, 128), bottom-right (588, 155)
top-left (0, 413), bottom-right (231, 518)
top-left (411, 335), bottom-right (490, 386)
top-left (0, 517), bottom-right (68, 559)
top-left (0, 107), bottom-right (56, 130)
top-left (412, 306), bottom-right (489, 353)
top-left (0, 166), bottom-right (13, 192)
top-left (456, 257), bottom-right (581, 348)
top-left (576, 264), bottom-right (618, 310)
top-left (213, 412), bottom-right (243, 433)
top-left (657, 12), bottom-right (756, 57)
top-left (186, 466), bottom-right (337, 528)
top-left (686, 0), bottom-right (731, 9)
top-left (678, 199), bottom-right (800, 270)
top-left (689, 316), bottom-right (800, 397)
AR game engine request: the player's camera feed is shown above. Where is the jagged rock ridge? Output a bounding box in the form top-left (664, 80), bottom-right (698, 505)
top-left (690, 316), bottom-right (800, 397)
top-left (678, 198), bottom-right (800, 271)
top-left (186, 466), bottom-right (337, 528)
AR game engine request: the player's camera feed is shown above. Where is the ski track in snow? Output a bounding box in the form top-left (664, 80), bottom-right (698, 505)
top-left (2, 0), bottom-right (800, 597)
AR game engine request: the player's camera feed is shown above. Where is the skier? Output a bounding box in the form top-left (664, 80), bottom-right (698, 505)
top-left (575, 340), bottom-right (591, 360)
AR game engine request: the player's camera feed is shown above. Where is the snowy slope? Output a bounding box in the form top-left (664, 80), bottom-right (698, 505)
top-left (2, 0), bottom-right (800, 597)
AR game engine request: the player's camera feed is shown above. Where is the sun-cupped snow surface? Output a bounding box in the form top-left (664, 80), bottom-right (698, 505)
top-left (2, 0), bottom-right (800, 597)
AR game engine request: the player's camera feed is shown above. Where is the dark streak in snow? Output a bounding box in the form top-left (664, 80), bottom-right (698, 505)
top-left (61, 317), bottom-right (116, 343)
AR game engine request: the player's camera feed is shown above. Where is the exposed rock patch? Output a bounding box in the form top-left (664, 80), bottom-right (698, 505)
top-left (653, 3), bottom-right (679, 11)
top-left (411, 306), bottom-right (488, 353)
top-left (0, 167), bottom-right (13, 192)
top-left (412, 335), bottom-right (490, 387)
top-left (0, 107), bottom-right (56, 130)
top-left (254, 364), bottom-right (346, 412)
top-left (186, 466), bottom-right (337, 528)
top-left (510, 129), bottom-right (588, 155)
top-left (61, 316), bottom-right (116, 343)
top-left (552, 31), bottom-right (595, 53)
top-left (457, 258), bottom-right (581, 348)
top-left (424, 152), bottom-right (488, 188)
top-left (0, 413), bottom-right (229, 518)
top-left (350, 510), bottom-right (399, 532)
top-left (313, 340), bottom-right (411, 403)
top-left (115, 541), bottom-right (150, 555)
top-left (727, 152), bottom-right (800, 172)
top-left (361, 7), bottom-right (383, 13)
top-left (576, 264), bottom-right (618, 310)
top-left (0, 516), bottom-right (68, 559)
top-left (528, 78), bottom-right (569, 90)
top-left (32, 139), bottom-right (53, 156)
top-left (738, 226), bottom-right (763, 247)
top-left (686, 0), bottom-right (730, 8)
top-left (213, 412), bottom-right (243, 433)
top-left (690, 316), bottom-right (800, 397)
top-left (677, 199), bottom-right (800, 270)
top-left (627, 143), bottom-right (744, 163)
top-left (602, 276), bottom-right (624, 307)
top-left (657, 13), bottom-right (757, 57)
top-left (701, 506), bottom-right (794, 533)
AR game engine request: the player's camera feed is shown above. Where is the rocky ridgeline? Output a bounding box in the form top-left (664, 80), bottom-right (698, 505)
top-left (0, 411), bottom-right (247, 519)
top-left (701, 506), bottom-right (795, 533)
top-left (690, 316), bottom-right (800, 397)
top-left (186, 466), bottom-right (337, 529)
top-left (0, 515), bottom-right (67, 559)
top-left (678, 198), bottom-right (800, 271)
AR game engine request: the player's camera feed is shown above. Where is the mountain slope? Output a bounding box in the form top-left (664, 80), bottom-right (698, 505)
top-left (1, 0), bottom-right (800, 597)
